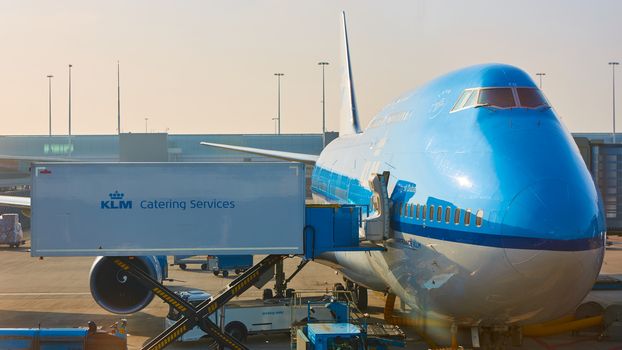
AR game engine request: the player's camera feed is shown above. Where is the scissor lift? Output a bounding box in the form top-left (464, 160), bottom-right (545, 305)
top-left (114, 200), bottom-right (389, 349)
top-left (114, 254), bottom-right (285, 350)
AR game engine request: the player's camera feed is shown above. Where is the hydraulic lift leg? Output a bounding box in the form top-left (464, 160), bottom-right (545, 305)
top-left (274, 260), bottom-right (286, 298)
top-left (113, 255), bottom-right (285, 350)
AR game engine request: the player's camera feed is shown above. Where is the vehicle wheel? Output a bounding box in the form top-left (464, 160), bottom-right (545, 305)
top-left (225, 322), bottom-right (247, 342)
top-left (234, 269), bottom-right (241, 274)
top-left (262, 288), bottom-right (273, 300)
top-left (201, 263), bottom-right (207, 271)
top-left (179, 264), bottom-right (187, 270)
top-left (213, 270), bottom-right (220, 276)
top-left (222, 270), bottom-right (229, 278)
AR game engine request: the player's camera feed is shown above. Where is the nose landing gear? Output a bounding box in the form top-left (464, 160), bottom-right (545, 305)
top-left (342, 278), bottom-right (368, 310)
top-left (477, 325), bottom-right (522, 350)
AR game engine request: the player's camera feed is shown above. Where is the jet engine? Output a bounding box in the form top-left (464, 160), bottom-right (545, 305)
top-left (89, 256), bottom-right (163, 314)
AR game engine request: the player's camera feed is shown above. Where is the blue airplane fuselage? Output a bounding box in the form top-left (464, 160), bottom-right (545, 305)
top-left (311, 63), bottom-right (606, 325)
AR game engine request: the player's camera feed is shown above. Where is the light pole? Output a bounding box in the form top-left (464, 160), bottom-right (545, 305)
top-left (46, 75), bottom-right (53, 137)
top-left (610, 62), bottom-right (620, 143)
top-left (68, 64), bottom-right (72, 136)
top-left (272, 117), bottom-right (278, 134)
top-left (536, 72), bottom-right (546, 89)
top-left (274, 73), bottom-right (284, 135)
top-left (145, 117), bottom-right (149, 133)
top-left (318, 62), bottom-right (329, 146)
top-left (117, 61), bottom-right (121, 135)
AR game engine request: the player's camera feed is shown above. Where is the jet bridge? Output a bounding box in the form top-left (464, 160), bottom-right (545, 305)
top-left (30, 162), bottom-right (389, 350)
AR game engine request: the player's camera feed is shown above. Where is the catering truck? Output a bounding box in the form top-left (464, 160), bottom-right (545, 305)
top-left (165, 290), bottom-right (338, 343)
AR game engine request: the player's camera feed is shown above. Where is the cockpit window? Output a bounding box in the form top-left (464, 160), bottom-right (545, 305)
top-left (452, 89), bottom-right (478, 111)
top-left (451, 86), bottom-right (549, 112)
top-left (464, 89), bottom-right (478, 107)
top-left (516, 88), bottom-right (549, 108)
top-left (477, 88), bottom-right (516, 108)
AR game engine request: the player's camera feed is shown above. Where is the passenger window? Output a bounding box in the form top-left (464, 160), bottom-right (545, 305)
top-left (516, 88), bottom-right (548, 108)
top-left (454, 208), bottom-right (461, 225)
top-left (445, 207), bottom-right (451, 224)
top-left (429, 205), bottom-right (434, 221)
top-left (416, 204), bottom-right (420, 220)
top-left (465, 209), bottom-right (472, 226)
top-left (476, 210), bottom-right (484, 227)
top-left (437, 206), bottom-right (442, 222)
top-left (422, 205), bottom-right (427, 220)
top-left (478, 88), bottom-right (516, 108)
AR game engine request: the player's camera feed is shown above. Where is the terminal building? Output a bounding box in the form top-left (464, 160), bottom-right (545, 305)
top-left (0, 131), bottom-right (621, 231)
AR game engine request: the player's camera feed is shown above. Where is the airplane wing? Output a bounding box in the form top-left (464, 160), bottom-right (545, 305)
top-left (200, 142), bottom-right (318, 165)
top-left (0, 195), bottom-right (31, 208)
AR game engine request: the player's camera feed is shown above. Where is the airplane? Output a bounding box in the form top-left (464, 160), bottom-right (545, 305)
top-left (0, 11), bottom-right (605, 348)
top-left (201, 11), bottom-right (606, 346)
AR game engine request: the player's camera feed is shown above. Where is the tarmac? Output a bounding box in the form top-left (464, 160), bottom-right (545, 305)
top-left (1, 232), bottom-right (622, 350)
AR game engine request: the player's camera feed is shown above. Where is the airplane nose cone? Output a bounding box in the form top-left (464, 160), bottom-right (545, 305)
top-left (499, 179), bottom-right (604, 321)
top-left (502, 179), bottom-right (600, 243)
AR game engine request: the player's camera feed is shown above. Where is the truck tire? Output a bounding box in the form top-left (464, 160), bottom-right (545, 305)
top-left (201, 263), bottom-right (207, 271)
top-left (179, 264), bottom-right (187, 270)
top-left (213, 270), bottom-right (219, 276)
top-left (225, 322), bottom-right (247, 342)
top-left (222, 270), bottom-right (229, 278)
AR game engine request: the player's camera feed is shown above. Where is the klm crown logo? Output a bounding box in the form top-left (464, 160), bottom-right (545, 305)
top-left (109, 191), bottom-right (124, 200)
top-left (101, 190), bottom-right (132, 209)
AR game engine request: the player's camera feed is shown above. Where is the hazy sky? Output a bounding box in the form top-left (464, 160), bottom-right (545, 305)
top-left (1, 0), bottom-right (621, 135)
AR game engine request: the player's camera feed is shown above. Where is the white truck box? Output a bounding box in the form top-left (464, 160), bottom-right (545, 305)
top-left (31, 162), bottom-right (305, 257)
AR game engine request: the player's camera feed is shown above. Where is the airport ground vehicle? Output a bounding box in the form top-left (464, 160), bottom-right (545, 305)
top-left (0, 320), bottom-right (127, 350)
top-left (207, 255), bottom-right (253, 277)
top-left (174, 255), bottom-right (252, 277)
top-left (0, 213), bottom-right (24, 248)
top-left (165, 290), bottom-right (337, 342)
top-left (293, 292), bottom-right (405, 350)
top-left (296, 323), bottom-right (404, 350)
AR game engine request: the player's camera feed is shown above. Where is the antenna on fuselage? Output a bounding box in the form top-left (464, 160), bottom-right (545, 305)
top-left (339, 11), bottom-right (362, 135)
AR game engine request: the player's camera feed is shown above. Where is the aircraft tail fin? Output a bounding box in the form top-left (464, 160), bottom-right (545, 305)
top-left (339, 11), bottom-right (362, 136)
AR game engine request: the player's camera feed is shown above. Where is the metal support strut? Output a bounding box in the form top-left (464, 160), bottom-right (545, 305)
top-left (113, 255), bottom-right (286, 350)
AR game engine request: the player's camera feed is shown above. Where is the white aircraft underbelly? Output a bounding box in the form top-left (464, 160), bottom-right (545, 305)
top-left (325, 231), bottom-right (603, 326)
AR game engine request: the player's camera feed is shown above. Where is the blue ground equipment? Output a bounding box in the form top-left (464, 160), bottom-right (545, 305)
top-left (208, 255), bottom-right (253, 277)
top-left (0, 320), bottom-right (127, 350)
top-left (0, 213), bottom-right (24, 248)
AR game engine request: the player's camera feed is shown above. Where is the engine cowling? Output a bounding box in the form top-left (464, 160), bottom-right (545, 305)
top-left (89, 256), bottom-right (163, 314)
